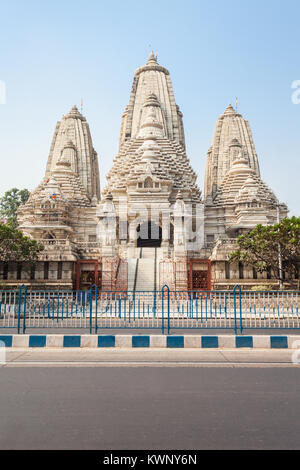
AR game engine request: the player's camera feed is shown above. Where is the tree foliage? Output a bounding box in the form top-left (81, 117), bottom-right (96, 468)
top-left (229, 217), bottom-right (300, 285)
top-left (0, 188), bottom-right (30, 229)
top-left (0, 223), bottom-right (43, 263)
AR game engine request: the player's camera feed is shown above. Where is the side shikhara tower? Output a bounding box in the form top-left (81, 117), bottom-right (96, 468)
top-left (17, 106), bottom-right (101, 289)
top-left (204, 104), bottom-right (261, 201)
top-left (45, 105), bottom-right (100, 201)
top-left (204, 104), bottom-right (288, 288)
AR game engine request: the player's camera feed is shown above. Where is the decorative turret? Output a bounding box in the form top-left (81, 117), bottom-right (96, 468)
top-left (204, 155), bottom-right (288, 235)
top-left (57, 140), bottom-right (75, 169)
top-left (213, 157), bottom-right (277, 207)
top-left (138, 94), bottom-right (165, 139)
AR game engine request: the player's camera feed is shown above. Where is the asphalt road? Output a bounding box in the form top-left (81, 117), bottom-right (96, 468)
top-left (1, 362), bottom-right (300, 449)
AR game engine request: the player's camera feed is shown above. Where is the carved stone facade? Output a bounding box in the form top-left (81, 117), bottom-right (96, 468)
top-left (1, 54), bottom-right (288, 291)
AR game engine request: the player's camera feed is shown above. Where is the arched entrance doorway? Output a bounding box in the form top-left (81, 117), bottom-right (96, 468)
top-left (137, 221), bottom-right (162, 248)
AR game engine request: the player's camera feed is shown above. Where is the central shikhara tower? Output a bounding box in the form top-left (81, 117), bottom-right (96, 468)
top-left (15, 54), bottom-right (287, 291)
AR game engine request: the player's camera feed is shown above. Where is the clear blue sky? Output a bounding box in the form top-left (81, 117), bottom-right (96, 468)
top-left (0, 0), bottom-right (299, 215)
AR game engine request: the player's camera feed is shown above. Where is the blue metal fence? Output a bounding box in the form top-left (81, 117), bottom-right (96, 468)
top-left (0, 284), bottom-right (299, 335)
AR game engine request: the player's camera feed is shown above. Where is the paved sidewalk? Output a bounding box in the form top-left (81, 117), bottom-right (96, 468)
top-left (1, 348), bottom-right (298, 367)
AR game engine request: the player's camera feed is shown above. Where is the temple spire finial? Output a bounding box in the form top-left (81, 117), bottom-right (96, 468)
top-left (147, 51), bottom-right (158, 65)
top-left (224, 103), bottom-right (235, 114)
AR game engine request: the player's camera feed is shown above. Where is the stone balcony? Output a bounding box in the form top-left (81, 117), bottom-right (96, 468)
top-left (217, 238), bottom-right (238, 245)
top-left (211, 237), bottom-right (238, 261)
top-left (39, 239), bottom-right (101, 260)
top-left (39, 239), bottom-right (78, 261)
top-left (41, 239), bottom-right (70, 247)
top-left (75, 241), bottom-right (101, 258)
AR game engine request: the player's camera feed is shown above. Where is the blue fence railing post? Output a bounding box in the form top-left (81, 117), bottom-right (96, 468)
top-left (17, 284), bottom-right (27, 334)
top-left (90, 284), bottom-right (98, 334)
top-left (89, 287), bottom-right (93, 335)
top-left (17, 286), bottom-right (22, 334)
top-left (233, 285), bottom-right (242, 335)
top-left (239, 288), bottom-right (243, 335)
top-left (22, 286), bottom-right (27, 334)
top-left (161, 285), bottom-right (170, 335)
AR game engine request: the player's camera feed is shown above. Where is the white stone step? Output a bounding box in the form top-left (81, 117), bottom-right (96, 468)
top-left (141, 247), bottom-right (156, 259)
top-left (128, 259), bottom-right (137, 292)
top-left (135, 258), bottom-right (155, 292)
top-left (127, 247), bottom-right (142, 259)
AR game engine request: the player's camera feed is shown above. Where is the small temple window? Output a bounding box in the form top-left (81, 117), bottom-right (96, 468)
top-left (225, 261), bottom-right (230, 280)
top-left (44, 261), bottom-right (49, 280)
top-left (239, 262), bottom-right (244, 280)
top-left (3, 263), bottom-right (8, 280)
top-left (57, 262), bottom-right (63, 280)
top-left (144, 177), bottom-right (153, 189)
top-left (30, 264), bottom-right (35, 280)
top-left (17, 263), bottom-right (22, 280)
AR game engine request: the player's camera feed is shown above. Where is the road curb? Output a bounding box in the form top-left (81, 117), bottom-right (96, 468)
top-left (0, 334), bottom-right (299, 349)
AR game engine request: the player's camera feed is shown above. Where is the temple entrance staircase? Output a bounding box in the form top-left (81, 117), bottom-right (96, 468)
top-left (128, 247), bottom-right (163, 292)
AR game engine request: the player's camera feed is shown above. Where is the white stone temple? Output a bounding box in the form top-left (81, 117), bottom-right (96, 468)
top-left (1, 53), bottom-right (288, 290)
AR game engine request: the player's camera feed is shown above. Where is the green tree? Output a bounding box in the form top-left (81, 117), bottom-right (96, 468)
top-left (229, 217), bottom-right (300, 287)
top-left (0, 223), bottom-right (43, 263)
top-left (0, 188), bottom-right (30, 229)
